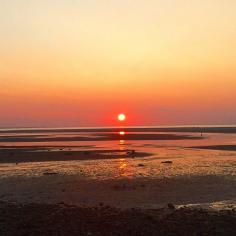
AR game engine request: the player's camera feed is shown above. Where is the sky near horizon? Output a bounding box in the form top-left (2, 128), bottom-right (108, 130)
top-left (0, 0), bottom-right (236, 127)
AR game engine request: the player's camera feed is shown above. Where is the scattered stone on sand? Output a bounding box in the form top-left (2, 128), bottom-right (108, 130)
top-left (138, 163), bottom-right (145, 167)
top-left (127, 150), bottom-right (136, 157)
top-left (43, 172), bottom-right (58, 175)
top-left (167, 203), bottom-right (175, 210)
top-left (161, 161), bottom-right (173, 164)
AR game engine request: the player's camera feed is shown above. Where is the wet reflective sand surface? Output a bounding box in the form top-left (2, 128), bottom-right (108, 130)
top-left (0, 128), bottom-right (236, 210)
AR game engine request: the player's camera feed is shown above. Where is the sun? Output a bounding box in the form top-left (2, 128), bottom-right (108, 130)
top-left (118, 113), bottom-right (126, 121)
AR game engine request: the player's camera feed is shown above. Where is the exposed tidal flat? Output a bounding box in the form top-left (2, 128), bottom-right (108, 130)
top-left (0, 126), bottom-right (236, 235)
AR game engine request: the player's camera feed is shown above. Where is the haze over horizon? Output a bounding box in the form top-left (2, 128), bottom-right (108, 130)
top-left (1, 0), bottom-right (236, 127)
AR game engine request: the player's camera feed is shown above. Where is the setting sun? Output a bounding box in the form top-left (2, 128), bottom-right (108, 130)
top-left (118, 114), bottom-right (126, 121)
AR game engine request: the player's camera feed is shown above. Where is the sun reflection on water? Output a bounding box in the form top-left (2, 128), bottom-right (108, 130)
top-left (119, 131), bottom-right (126, 136)
top-left (118, 158), bottom-right (129, 177)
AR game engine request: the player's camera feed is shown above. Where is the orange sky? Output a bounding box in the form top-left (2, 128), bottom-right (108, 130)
top-left (0, 0), bottom-right (236, 127)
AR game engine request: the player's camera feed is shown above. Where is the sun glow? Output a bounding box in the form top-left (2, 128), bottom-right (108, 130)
top-left (118, 114), bottom-right (126, 121)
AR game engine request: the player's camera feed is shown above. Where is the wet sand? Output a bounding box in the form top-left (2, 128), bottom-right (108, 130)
top-left (193, 145), bottom-right (236, 151)
top-left (1, 175), bottom-right (236, 209)
top-left (0, 132), bottom-right (235, 210)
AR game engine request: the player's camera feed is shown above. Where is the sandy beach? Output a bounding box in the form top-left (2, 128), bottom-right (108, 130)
top-left (0, 127), bottom-right (236, 235)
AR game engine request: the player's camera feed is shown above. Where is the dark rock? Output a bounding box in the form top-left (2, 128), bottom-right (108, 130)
top-left (127, 150), bottom-right (136, 156)
top-left (43, 172), bottom-right (58, 175)
top-left (138, 163), bottom-right (145, 167)
top-left (167, 203), bottom-right (175, 210)
top-left (161, 161), bottom-right (173, 164)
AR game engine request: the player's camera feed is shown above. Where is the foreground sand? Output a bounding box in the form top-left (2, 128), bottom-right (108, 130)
top-left (0, 202), bottom-right (236, 236)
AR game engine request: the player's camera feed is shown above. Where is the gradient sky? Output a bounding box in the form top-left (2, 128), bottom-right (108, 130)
top-left (1, 0), bottom-right (236, 127)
